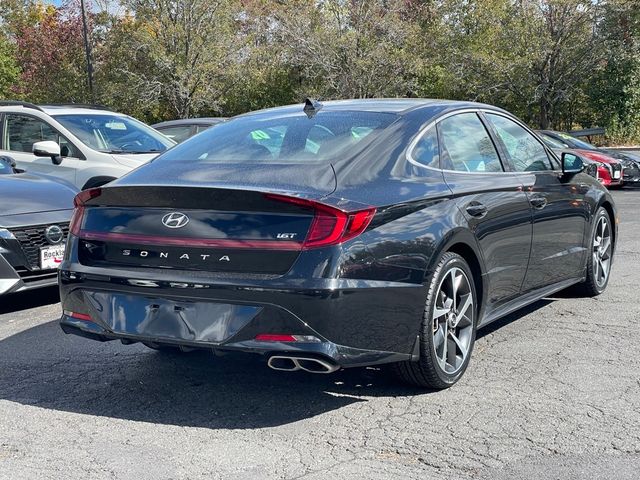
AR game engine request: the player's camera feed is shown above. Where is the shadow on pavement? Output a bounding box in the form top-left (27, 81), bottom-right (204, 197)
top-left (0, 319), bottom-right (424, 429)
top-left (0, 286), bottom-right (59, 315)
top-left (477, 299), bottom-right (553, 339)
top-left (0, 297), bottom-right (556, 429)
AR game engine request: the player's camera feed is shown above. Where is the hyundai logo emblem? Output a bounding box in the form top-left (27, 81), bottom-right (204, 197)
top-left (44, 225), bottom-right (64, 245)
top-left (162, 212), bottom-right (190, 229)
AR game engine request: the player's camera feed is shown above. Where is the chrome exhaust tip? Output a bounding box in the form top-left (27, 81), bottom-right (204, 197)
top-left (267, 356), bottom-right (299, 372)
top-left (267, 356), bottom-right (339, 374)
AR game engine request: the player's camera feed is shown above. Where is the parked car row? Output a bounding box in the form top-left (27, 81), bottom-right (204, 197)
top-left (536, 129), bottom-right (640, 188)
top-left (151, 117), bottom-right (225, 143)
top-left (0, 155), bottom-right (76, 295)
top-left (0, 98), bottom-right (621, 389)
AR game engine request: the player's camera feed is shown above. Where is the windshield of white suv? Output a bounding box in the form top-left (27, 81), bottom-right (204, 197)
top-left (54, 114), bottom-right (174, 154)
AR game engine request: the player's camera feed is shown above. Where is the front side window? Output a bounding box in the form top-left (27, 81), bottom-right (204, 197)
top-left (439, 113), bottom-right (503, 173)
top-left (487, 114), bottom-right (553, 172)
top-left (3, 114), bottom-right (80, 158)
top-left (54, 114), bottom-right (174, 154)
top-left (153, 111), bottom-right (398, 165)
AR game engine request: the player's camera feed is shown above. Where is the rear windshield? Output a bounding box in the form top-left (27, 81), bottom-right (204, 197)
top-left (153, 111), bottom-right (398, 164)
top-left (537, 133), bottom-right (565, 149)
top-left (553, 131), bottom-right (598, 151)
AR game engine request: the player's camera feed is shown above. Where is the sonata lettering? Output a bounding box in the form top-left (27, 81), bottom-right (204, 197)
top-left (120, 249), bottom-right (232, 263)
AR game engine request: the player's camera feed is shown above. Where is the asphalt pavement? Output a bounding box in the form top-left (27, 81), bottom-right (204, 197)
top-left (1, 190), bottom-right (639, 480)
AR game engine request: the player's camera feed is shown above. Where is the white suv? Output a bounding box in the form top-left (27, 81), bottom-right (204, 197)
top-left (0, 102), bottom-right (175, 189)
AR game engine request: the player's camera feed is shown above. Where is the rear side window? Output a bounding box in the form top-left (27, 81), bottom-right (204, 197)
top-left (153, 111), bottom-right (398, 165)
top-left (157, 125), bottom-right (193, 143)
top-left (487, 114), bottom-right (553, 171)
top-left (439, 113), bottom-right (503, 173)
top-left (411, 127), bottom-right (439, 168)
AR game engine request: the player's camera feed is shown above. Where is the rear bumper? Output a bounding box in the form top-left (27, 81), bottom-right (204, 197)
top-left (58, 265), bottom-right (426, 368)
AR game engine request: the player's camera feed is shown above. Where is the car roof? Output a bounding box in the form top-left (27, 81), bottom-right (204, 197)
top-left (0, 103), bottom-right (124, 116)
top-left (40, 105), bottom-right (124, 116)
top-left (236, 98), bottom-right (503, 118)
top-left (152, 117), bottom-right (226, 128)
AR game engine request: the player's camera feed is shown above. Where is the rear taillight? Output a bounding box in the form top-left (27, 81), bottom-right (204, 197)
top-left (264, 194), bottom-right (376, 249)
top-left (70, 188), bottom-right (102, 235)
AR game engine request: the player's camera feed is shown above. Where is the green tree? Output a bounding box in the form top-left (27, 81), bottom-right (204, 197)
top-left (589, 0), bottom-right (640, 143)
top-left (441, 0), bottom-right (603, 129)
top-left (269, 0), bottom-right (420, 99)
top-left (0, 33), bottom-right (19, 97)
top-left (12, 2), bottom-right (90, 103)
top-left (114, 0), bottom-right (241, 119)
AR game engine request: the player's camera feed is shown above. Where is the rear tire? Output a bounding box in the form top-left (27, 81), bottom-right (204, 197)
top-left (391, 252), bottom-right (478, 389)
top-left (576, 207), bottom-right (613, 297)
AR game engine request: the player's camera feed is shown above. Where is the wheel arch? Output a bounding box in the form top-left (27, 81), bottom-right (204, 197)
top-left (599, 200), bottom-right (617, 252)
top-left (447, 242), bottom-right (484, 315)
top-left (425, 229), bottom-right (487, 320)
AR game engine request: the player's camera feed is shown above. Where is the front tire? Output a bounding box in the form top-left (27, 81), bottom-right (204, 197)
top-left (392, 252), bottom-right (477, 389)
top-left (577, 207), bottom-right (613, 296)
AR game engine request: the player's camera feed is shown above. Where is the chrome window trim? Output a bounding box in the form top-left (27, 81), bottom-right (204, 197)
top-left (406, 108), bottom-right (560, 175)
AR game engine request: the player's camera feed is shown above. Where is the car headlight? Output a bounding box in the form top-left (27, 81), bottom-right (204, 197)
top-left (0, 228), bottom-right (15, 239)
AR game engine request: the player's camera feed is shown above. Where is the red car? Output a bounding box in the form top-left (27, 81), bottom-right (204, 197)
top-left (536, 131), bottom-right (624, 188)
top-left (575, 149), bottom-right (624, 187)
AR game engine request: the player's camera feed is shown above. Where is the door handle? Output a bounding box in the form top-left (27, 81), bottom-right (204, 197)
top-left (465, 202), bottom-right (488, 218)
top-left (529, 195), bottom-right (547, 209)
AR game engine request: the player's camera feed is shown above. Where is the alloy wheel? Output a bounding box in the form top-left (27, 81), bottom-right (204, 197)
top-left (432, 267), bottom-right (474, 374)
top-left (593, 215), bottom-right (612, 288)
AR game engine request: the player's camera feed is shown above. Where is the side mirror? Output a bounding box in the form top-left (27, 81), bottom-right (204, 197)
top-left (0, 155), bottom-right (17, 173)
top-left (561, 152), bottom-right (583, 175)
top-left (33, 140), bottom-right (63, 165)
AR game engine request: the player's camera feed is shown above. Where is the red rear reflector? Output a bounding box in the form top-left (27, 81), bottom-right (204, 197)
top-left (255, 334), bottom-right (298, 342)
top-left (264, 194), bottom-right (375, 249)
top-left (63, 310), bottom-right (93, 322)
top-left (255, 334), bottom-right (321, 343)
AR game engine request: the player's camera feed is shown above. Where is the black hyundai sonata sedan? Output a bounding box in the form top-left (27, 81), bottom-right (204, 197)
top-left (59, 99), bottom-right (616, 388)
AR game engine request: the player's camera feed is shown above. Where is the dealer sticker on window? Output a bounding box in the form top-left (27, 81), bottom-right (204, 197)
top-left (40, 245), bottom-right (65, 270)
top-left (613, 170), bottom-right (621, 179)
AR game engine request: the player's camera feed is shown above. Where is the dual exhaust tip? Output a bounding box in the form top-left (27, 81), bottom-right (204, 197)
top-left (267, 355), bottom-right (339, 374)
